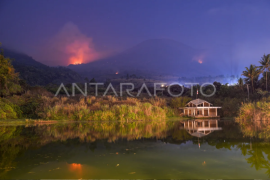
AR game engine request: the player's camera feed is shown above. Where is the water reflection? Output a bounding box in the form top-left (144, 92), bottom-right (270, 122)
top-left (0, 120), bottom-right (270, 178)
top-left (237, 119), bottom-right (270, 139)
top-left (68, 163), bottom-right (83, 177)
top-left (182, 119), bottom-right (222, 138)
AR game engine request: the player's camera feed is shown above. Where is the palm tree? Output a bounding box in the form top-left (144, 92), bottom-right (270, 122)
top-left (242, 64), bottom-right (261, 93)
top-left (259, 54), bottom-right (270, 91)
top-left (237, 77), bottom-right (244, 91)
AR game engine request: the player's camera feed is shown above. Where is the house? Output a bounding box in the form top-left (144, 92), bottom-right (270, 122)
top-left (180, 98), bottom-right (221, 118)
top-left (182, 119), bottom-right (222, 138)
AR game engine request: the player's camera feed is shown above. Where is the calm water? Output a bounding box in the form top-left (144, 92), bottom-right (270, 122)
top-left (1, 119), bottom-right (270, 179)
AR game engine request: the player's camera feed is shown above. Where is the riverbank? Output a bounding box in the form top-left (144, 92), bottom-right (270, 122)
top-left (0, 93), bottom-right (192, 121)
top-left (0, 119), bottom-right (59, 125)
top-left (0, 117), bottom-right (193, 125)
top-left (2, 87), bottom-right (269, 122)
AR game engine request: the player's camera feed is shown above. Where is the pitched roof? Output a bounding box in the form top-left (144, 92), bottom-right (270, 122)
top-left (190, 132), bottom-right (207, 138)
top-left (187, 98), bottom-right (212, 105)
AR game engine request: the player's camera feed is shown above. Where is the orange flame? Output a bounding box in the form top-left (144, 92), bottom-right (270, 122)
top-left (198, 60), bottom-right (203, 64)
top-left (69, 163), bottom-right (82, 171)
top-left (67, 163), bottom-right (83, 177)
top-left (72, 60), bottom-right (82, 65)
top-left (67, 40), bottom-right (91, 65)
top-left (115, 71), bottom-right (119, 74)
top-left (47, 22), bottom-right (105, 66)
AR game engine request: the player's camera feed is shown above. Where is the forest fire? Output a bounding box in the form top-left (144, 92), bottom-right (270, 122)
top-left (115, 71), bottom-right (119, 74)
top-left (53, 22), bottom-right (102, 66)
top-left (68, 44), bottom-right (86, 65)
top-left (198, 60), bottom-right (203, 64)
top-left (72, 60), bottom-right (82, 65)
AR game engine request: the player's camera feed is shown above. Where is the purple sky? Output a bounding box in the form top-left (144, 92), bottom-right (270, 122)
top-left (0, 0), bottom-right (269, 75)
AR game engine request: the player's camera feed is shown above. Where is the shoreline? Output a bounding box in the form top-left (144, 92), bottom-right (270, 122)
top-left (0, 117), bottom-right (235, 125)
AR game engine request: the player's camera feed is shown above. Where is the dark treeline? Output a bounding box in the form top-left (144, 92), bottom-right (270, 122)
top-left (0, 42), bottom-right (270, 120)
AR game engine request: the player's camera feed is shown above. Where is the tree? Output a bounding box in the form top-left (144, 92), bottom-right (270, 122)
top-left (242, 64), bottom-right (260, 93)
top-left (84, 77), bottom-right (89, 83)
top-left (0, 50), bottom-right (21, 96)
top-left (89, 78), bottom-right (97, 91)
top-left (170, 97), bottom-right (192, 108)
top-left (237, 77), bottom-right (244, 91)
top-left (259, 54), bottom-right (270, 91)
top-left (213, 81), bottom-right (221, 91)
top-left (259, 71), bottom-right (270, 90)
top-left (89, 78), bottom-right (96, 83)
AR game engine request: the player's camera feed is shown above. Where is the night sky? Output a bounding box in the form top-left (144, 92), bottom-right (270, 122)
top-left (0, 0), bottom-right (269, 74)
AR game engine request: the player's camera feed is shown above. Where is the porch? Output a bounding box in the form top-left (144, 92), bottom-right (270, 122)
top-left (183, 107), bottom-right (220, 118)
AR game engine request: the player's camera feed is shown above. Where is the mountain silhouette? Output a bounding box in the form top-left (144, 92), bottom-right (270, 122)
top-left (68, 39), bottom-right (217, 79)
top-left (2, 48), bottom-right (84, 85)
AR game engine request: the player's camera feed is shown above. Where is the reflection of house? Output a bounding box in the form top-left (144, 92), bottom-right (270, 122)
top-left (181, 99), bottom-right (221, 118)
top-left (182, 119), bottom-right (222, 138)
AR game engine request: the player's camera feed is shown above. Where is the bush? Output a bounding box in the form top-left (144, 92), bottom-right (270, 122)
top-left (163, 107), bottom-right (176, 117)
top-left (237, 100), bottom-right (270, 121)
top-left (0, 108), bottom-right (6, 119)
top-left (170, 97), bottom-right (192, 109)
top-left (0, 94), bottom-right (179, 120)
top-left (0, 98), bottom-right (18, 119)
top-left (39, 97), bottom-right (167, 121)
top-left (213, 98), bottom-right (242, 117)
top-left (19, 96), bottom-right (42, 118)
top-left (149, 97), bottom-right (167, 107)
top-left (88, 102), bottom-right (166, 121)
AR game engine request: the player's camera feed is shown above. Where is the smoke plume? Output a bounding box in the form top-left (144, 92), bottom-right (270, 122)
top-left (41, 22), bottom-right (103, 66)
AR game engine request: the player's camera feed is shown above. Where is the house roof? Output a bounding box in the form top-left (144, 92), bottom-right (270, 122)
top-left (189, 132), bottom-right (208, 138)
top-left (186, 98), bottom-right (212, 106)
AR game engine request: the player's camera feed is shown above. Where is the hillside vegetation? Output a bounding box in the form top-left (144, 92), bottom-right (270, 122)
top-left (3, 48), bottom-right (83, 86)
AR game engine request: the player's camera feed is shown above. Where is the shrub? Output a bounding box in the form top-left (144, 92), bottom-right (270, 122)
top-left (149, 97), bottom-right (167, 107)
top-left (0, 108), bottom-right (6, 119)
top-left (0, 99), bottom-right (18, 119)
top-left (86, 96), bottom-right (93, 105)
top-left (20, 96), bottom-right (42, 118)
top-left (40, 99), bottom-right (167, 121)
top-left (213, 98), bottom-right (242, 117)
top-left (237, 100), bottom-right (270, 121)
top-left (107, 95), bottom-right (117, 103)
top-left (170, 97), bottom-right (192, 109)
top-left (126, 97), bottom-right (139, 104)
top-left (92, 102), bottom-right (101, 109)
top-left (163, 107), bottom-right (177, 117)
top-left (0, 93), bottom-right (173, 121)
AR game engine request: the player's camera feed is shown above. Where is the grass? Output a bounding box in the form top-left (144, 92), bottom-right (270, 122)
top-left (40, 98), bottom-right (167, 121)
top-left (2, 92), bottom-right (247, 121)
top-left (237, 97), bottom-right (270, 121)
top-left (0, 119), bottom-right (58, 125)
top-left (33, 95), bottom-right (178, 121)
top-left (0, 91), bottom-right (204, 121)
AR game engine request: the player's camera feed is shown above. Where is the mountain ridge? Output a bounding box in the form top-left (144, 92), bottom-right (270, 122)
top-left (2, 48), bottom-right (84, 86)
top-left (68, 38), bottom-right (216, 79)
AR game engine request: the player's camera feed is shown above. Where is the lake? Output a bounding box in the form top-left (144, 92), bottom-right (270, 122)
top-left (0, 119), bottom-right (270, 179)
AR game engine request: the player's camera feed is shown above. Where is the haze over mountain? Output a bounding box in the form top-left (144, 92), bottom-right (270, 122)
top-left (2, 38), bottom-right (239, 86)
top-left (1, 0), bottom-right (269, 79)
top-left (2, 48), bottom-right (84, 86)
top-left (68, 39), bottom-right (225, 80)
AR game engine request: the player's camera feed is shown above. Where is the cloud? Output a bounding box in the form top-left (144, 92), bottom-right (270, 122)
top-left (40, 22), bottom-right (104, 66)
